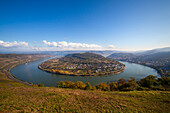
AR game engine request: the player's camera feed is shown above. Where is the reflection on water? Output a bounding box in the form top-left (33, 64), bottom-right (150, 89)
top-left (11, 59), bottom-right (160, 86)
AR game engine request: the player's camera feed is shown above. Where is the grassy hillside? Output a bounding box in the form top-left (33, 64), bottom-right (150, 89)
top-left (0, 88), bottom-right (170, 112)
top-left (0, 72), bottom-right (170, 113)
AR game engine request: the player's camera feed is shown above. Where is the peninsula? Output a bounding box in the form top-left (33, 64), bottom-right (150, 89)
top-left (39, 53), bottom-right (125, 76)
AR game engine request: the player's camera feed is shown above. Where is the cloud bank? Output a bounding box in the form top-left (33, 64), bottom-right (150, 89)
top-left (0, 40), bottom-right (29, 48)
top-left (42, 40), bottom-right (104, 50)
top-left (0, 40), bottom-right (115, 51)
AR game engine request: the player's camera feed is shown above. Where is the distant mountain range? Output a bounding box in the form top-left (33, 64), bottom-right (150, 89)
top-left (0, 47), bottom-right (170, 57)
top-left (32, 47), bottom-right (170, 57)
top-left (134, 47), bottom-right (170, 55)
top-left (0, 50), bottom-right (125, 57)
top-left (37, 50), bottom-right (125, 57)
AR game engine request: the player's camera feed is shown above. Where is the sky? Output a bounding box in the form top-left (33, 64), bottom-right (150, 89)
top-left (0, 0), bottom-right (170, 52)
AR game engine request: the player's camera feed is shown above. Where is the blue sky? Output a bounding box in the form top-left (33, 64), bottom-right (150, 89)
top-left (0, 0), bottom-right (170, 51)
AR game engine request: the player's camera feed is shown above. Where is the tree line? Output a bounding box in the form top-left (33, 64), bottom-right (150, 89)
top-left (56, 75), bottom-right (170, 91)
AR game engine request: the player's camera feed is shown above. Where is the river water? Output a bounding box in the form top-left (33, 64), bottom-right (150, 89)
top-left (11, 58), bottom-right (160, 86)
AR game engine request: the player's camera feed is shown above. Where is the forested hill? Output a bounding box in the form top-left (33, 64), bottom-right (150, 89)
top-left (65, 52), bottom-right (105, 59)
top-left (61, 53), bottom-right (113, 64)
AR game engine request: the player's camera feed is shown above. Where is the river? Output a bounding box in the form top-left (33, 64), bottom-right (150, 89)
top-left (10, 58), bottom-right (160, 86)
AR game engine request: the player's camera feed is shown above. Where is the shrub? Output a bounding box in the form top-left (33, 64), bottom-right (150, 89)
top-left (119, 77), bottom-right (139, 91)
top-left (92, 86), bottom-right (97, 91)
top-left (55, 75), bottom-right (170, 91)
top-left (85, 82), bottom-right (92, 90)
top-left (137, 86), bottom-right (150, 91)
top-left (109, 82), bottom-right (118, 91)
top-left (151, 85), bottom-right (165, 91)
top-left (96, 82), bottom-right (108, 91)
top-left (118, 78), bottom-right (126, 89)
top-left (57, 81), bottom-right (65, 88)
top-left (118, 78), bottom-right (126, 84)
top-left (139, 75), bottom-right (158, 88)
top-left (158, 77), bottom-right (170, 87)
top-left (38, 83), bottom-right (44, 87)
top-left (74, 81), bottom-right (86, 89)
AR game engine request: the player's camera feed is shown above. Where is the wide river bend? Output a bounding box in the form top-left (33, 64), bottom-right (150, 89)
top-left (11, 58), bottom-right (160, 86)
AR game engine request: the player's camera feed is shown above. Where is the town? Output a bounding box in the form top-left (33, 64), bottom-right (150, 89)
top-left (39, 53), bottom-right (125, 76)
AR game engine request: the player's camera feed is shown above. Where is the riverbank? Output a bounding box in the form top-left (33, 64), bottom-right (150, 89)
top-left (0, 54), bottom-right (53, 86)
top-left (118, 60), bottom-right (163, 77)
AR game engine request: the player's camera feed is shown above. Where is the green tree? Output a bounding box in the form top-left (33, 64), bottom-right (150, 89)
top-left (64, 81), bottom-right (74, 88)
top-left (118, 78), bottom-right (126, 89)
top-left (120, 77), bottom-right (139, 91)
top-left (118, 78), bottom-right (126, 84)
top-left (71, 81), bottom-right (86, 89)
top-left (96, 82), bottom-right (108, 91)
top-left (57, 81), bottom-right (65, 88)
top-left (85, 82), bottom-right (92, 90)
top-left (38, 83), bottom-right (44, 87)
top-left (139, 75), bottom-right (158, 88)
top-left (92, 86), bottom-right (97, 91)
top-left (109, 82), bottom-right (118, 91)
top-left (158, 77), bottom-right (170, 90)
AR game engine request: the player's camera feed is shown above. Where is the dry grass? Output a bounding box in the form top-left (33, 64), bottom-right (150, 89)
top-left (0, 85), bottom-right (170, 112)
top-left (0, 54), bottom-right (170, 112)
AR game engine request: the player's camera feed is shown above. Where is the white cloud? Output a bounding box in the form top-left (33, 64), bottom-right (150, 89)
top-left (42, 40), bottom-right (103, 50)
top-left (0, 40), bottom-right (29, 48)
top-left (31, 47), bottom-right (49, 51)
top-left (19, 41), bottom-right (29, 47)
top-left (107, 45), bottom-right (115, 49)
top-left (0, 40), bottom-right (116, 51)
top-left (42, 40), bottom-right (58, 47)
top-left (58, 41), bottom-right (68, 47)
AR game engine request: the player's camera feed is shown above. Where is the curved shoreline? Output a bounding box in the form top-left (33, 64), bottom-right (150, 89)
top-left (6, 57), bottom-right (52, 86)
top-left (6, 61), bottom-right (34, 86)
top-left (9, 57), bottom-right (160, 86)
top-left (5, 62), bottom-right (32, 86)
top-left (118, 60), bottom-right (162, 77)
